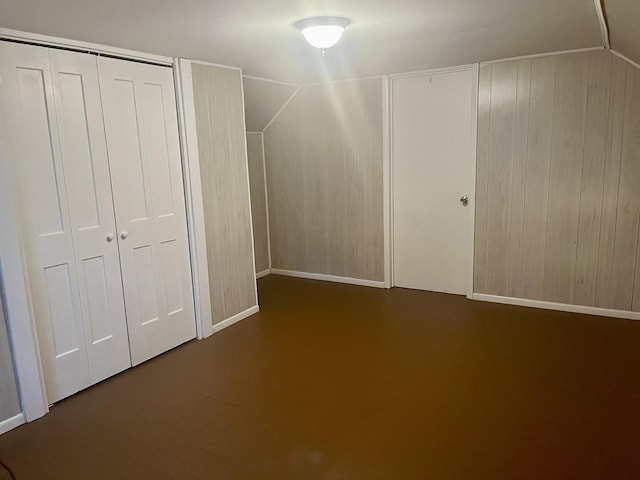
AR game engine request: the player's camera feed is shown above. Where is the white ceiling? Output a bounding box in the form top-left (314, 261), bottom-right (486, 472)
top-left (605, 0), bottom-right (640, 65)
top-left (0, 0), bottom-right (618, 84)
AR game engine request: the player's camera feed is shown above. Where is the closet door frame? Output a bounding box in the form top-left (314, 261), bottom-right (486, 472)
top-left (0, 29), bottom-right (213, 426)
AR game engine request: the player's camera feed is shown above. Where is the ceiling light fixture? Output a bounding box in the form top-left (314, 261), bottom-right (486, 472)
top-left (295, 16), bottom-right (350, 51)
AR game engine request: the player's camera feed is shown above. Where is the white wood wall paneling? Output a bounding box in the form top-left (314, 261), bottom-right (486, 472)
top-left (574, 52), bottom-right (612, 307)
top-left (474, 65), bottom-right (492, 293)
top-left (596, 55), bottom-right (629, 308)
top-left (191, 63), bottom-right (258, 325)
top-left (246, 133), bottom-right (270, 274)
top-left (542, 52), bottom-right (589, 304)
top-left (609, 61), bottom-right (640, 310)
top-left (520, 56), bottom-right (556, 300)
top-left (263, 78), bottom-right (385, 282)
top-left (475, 50), bottom-right (640, 313)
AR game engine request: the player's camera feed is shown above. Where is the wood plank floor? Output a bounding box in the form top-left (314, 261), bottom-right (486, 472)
top-left (1, 275), bottom-right (639, 479)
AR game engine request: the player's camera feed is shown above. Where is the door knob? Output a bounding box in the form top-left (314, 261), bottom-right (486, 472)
top-left (106, 233), bottom-right (115, 242)
top-left (120, 231), bottom-right (129, 240)
top-left (460, 195), bottom-right (469, 207)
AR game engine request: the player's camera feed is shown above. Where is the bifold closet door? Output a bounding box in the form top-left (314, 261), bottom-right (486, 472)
top-left (98, 57), bottom-right (196, 365)
top-left (0, 42), bottom-right (131, 403)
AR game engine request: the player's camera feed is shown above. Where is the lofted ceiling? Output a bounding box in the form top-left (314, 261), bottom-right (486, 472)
top-left (243, 77), bottom-right (297, 132)
top-left (604, 0), bottom-right (640, 65)
top-left (0, 0), bottom-right (636, 84)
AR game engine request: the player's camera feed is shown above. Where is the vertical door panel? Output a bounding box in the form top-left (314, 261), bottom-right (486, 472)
top-left (0, 42), bottom-right (90, 402)
top-left (98, 57), bottom-right (196, 366)
top-left (392, 70), bottom-right (475, 294)
top-left (49, 49), bottom-right (132, 385)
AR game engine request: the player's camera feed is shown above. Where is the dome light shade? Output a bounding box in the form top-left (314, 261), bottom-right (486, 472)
top-left (295, 17), bottom-right (350, 50)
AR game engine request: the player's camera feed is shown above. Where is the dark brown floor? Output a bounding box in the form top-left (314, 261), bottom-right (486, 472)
top-left (1, 275), bottom-right (639, 479)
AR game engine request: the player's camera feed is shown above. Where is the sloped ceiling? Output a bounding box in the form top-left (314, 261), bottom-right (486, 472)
top-left (0, 0), bottom-right (604, 83)
top-left (604, 0), bottom-right (640, 66)
top-left (243, 78), bottom-right (297, 132)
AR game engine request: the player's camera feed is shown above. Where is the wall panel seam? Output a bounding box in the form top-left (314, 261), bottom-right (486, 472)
top-left (507, 63), bottom-right (519, 295)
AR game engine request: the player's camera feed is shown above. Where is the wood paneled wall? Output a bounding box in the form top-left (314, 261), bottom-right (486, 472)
top-left (0, 287), bottom-right (20, 422)
top-left (246, 133), bottom-right (269, 274)
top-left (475, 50), bottom-right (640, 311)
top-left (264, 78), bottom-right (384, 281)
top-left (191, 64), bottom-right (257, 325)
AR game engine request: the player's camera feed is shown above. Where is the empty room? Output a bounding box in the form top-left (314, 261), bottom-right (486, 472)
top-left (0, 0), bottom-right (639, 478)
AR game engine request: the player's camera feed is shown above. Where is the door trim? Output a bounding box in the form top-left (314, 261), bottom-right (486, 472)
top-left (389, 64), bottom-right (479, 296)
top-left (0, 28), bottom-right (172, 65)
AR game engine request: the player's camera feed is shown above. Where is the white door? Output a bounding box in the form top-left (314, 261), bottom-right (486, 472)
top-left (392, 68), bottom-right (476, 295)
top-left (0, 42), bottom-right (131, 403)
top-left (98, 57), bottom-right (196, 365)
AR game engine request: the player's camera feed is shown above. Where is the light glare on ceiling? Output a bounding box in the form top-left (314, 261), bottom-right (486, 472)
top-left (296, 17), bottom-right (350, 50)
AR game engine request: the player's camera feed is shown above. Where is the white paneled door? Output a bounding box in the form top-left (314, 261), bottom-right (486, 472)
top-left (98, 57), bottom-right (196, 366)
top-left (0, 41), bottom-right (197, 403)
top-left (392, 68), bottom-right (476, 295)
top-left (0, 42), bottom-right (130, 403)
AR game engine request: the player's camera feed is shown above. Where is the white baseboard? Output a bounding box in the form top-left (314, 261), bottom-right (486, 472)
top-left (210, 305), bottom-right (260, 335)
top-left (0, 413), bottom-right (25, 435)
top-left (256, 269), bottom-right (270, 279)
top-left (270, 269), bottom-right (385, 289)
top-left (472, 294), bottom-right (640, 321)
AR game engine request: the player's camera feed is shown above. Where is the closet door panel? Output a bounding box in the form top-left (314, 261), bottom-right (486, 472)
top-left (98, 57), bottom-right (195, 365)
top-left (49, 49), bottom-right (131, 383)
top-left (138, 75), bottom-right (194, 347)
top-left (0, 42), bottom-right (90, 403)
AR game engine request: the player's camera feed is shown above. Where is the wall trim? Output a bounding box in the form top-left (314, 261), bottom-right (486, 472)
top-left (256, 269), bottom-right (270, 279)
top-left (0, 28), bottom-right (172, 65)
top-left (612, 49), bottom-right (640, 70)
top-left (0, 413), bottom-right (25, 435)
top-left (210, 305), bottom-right (260, 335)
top-left (481, 47), bottom-right (604, 66)
top-left (175, 59), bottom-right (214, 339)
top-left (188, 59), bottom-right (242, 72)
top-left (271, 269), bottom-right (385, 289)
top-left (262, 87), bottom-right (300, 133)
top-left (238, 68), bottom-right (261, 311)
top-left (382, 76), bottom-right (392, 289)
top-left (594, 0), bottom-right (611, 49)
top-left (242, 74), bottom-right (299, 87)
top-left (390, 64), bottom-right (476, 79)
top-left (260, 132), bottom-right (273, 269)
top-left (472, 294), bottom-right (640, 321)
top-left (301, 74), bottom-right (388, 88)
